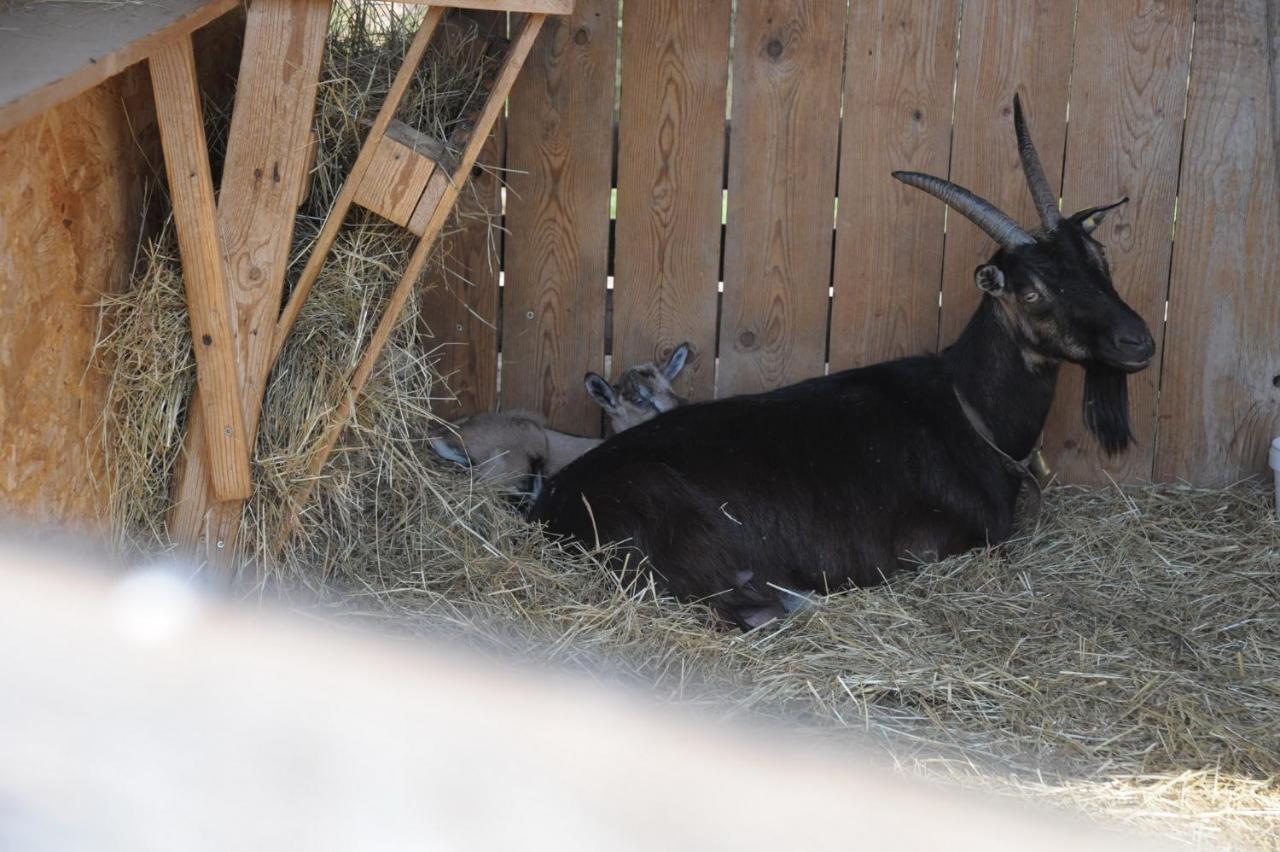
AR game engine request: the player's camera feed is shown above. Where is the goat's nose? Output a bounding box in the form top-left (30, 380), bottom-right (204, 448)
top-left (1112, 328), bottom-right (1155, 360)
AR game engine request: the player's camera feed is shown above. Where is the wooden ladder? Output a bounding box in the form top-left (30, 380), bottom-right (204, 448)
top-left (152, 1), bottom-right (565, 573)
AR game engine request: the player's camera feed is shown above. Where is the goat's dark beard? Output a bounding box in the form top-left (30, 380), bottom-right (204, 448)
top-left (1083, 364), bottom-right (1134, 456)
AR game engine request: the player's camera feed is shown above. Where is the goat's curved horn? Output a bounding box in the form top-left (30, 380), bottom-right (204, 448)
top-left (1013, 93), bottom-right (1063, 229)
top-left (893, 171), bottom-right (1035, 248)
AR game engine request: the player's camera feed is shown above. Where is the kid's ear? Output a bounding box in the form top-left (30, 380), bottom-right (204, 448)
top-left (661, 342), bottom-right (691, 380)
top-left (584, 372), bottom-right (617, 409)
top-left (428, 431), bottom-right (471, 467)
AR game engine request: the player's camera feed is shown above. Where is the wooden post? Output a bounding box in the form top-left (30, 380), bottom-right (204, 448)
top-left (149, 34), bottom-right (252, 501)
top-left (166, 0), bottom-right (332, 567)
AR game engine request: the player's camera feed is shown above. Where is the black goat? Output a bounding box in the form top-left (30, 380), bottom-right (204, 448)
top-left (530, 96), bottom-right (1155, 630)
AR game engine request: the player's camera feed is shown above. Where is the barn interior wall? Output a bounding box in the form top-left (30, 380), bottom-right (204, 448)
top-left (0, 14), bottom-right (243, 530)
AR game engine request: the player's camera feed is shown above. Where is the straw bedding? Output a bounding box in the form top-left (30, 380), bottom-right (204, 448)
top-left (93, 3), bottom-right (1280, 848)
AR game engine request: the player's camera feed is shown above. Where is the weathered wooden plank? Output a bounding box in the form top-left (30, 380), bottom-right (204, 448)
top-left (407, 170), bottom-right (452, 236)
top-left (382, 118), bottom-right (448, 162)
top-left (149, 35), bottom-right (252, 501)
top-left (418, 133), bottom-right (503, 420)
top-left (717, 0), bottom-right (845, 396)
top-left (418, 10), bottom-right (505, 419)
top-left (0, 0), bottom-right (242, 134)
top-left (611, 0), bottom-right (730, 401)
top-left (937, 0), bottom-right (1075, 346)
top-left (1040, 0), bottom-right (1192, 484)
top-left (1154, 0), bottom-right (1280, 484)
top-left (829, 0), bottom-right (958, 370)
top-left (167, 0), bottom-right (332, 561)
top-left (351, 134), bottom-right (438, 228)
top-left (502, 1), bottom-right (617, 435)
top-left (276, 14), bottom-right (548, 549)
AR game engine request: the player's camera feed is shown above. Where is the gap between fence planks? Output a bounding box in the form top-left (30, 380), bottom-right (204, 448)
top-left (1154, 0), bottom-right (1280, 484)
top-left (829, 0), bottom-right (957, 371)
top-left (610, 0), bottom-right (730, 403)
top-left (149, 35), bottom-right (253, 501)
top-left (501, 0), bottom-right (617, 437)
top-left (1040, 0), bottom-right (1192, 484)
top-left (274, 13), bottom-right (548, 551)
top-left (718, 0), bottom-right (845, 397)
top-left (937, 0), bottom-right (1074, 347)
top-left (167, 0), bottom-right (332, 565)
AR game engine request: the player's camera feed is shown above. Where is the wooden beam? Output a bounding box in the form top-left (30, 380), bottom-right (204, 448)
top-left (406, 170), bottom-right (452, 236)
top-left (382, 118), bottom-right (448, 163)
top-left (351, 134), bottom-right (440, 228)
top-left (275, 13), bottom-right (548, 550)
top-left (149, 36), bottom-right (252, 501)
top-left (0, 0), bottom-right (242, 134)
top-left (167, 0), bottom-right (332, 564)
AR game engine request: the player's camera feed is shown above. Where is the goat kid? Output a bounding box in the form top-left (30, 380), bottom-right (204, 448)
top-left (586, 343), bottom-right (690, 433)
top-left (530, 95), bottom-right (1155, 630)
top-left (429, 344), bottom-right (692, 499)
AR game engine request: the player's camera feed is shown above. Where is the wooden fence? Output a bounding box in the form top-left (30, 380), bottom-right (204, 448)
top-left (420, 0), bottom-right (1279, 487)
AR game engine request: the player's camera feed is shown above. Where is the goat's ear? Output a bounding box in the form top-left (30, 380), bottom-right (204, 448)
top-left (975, 264), bottom-right (1006, 295)
top-left (428, 431), bottom-right (471, 467)
top-left (661, 342), bottom-right (691, 380)
top-left (1070, 196), bottom-right (1129, 233)
top-left (584, 372), bottom-right (617, 409)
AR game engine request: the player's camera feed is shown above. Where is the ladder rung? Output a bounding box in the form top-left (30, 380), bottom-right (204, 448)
top-left (351, 130), bottom-right (441, 228)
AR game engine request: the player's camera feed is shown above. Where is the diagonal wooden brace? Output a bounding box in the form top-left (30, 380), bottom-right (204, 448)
top-left (166, 0), bottom-right (332, 567)
top-left (273, 12), bottom-right (548, 551)
top-left (149, 34), bottom-right (252, 501)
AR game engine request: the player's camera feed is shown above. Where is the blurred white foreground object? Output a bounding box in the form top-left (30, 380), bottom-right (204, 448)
top-left (0, 539), bottom-right (1173, 852)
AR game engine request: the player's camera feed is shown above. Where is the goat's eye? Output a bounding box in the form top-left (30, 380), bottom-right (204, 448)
top-left (1021, 290), bottom-right (1041, 304)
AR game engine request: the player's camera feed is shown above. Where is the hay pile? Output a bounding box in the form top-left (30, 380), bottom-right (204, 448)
top-left (94, 3), bottom-right (1280, 848)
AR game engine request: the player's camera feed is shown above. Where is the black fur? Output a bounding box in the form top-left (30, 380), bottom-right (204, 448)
top-left (1083, 364), bottom-right (1134, 455)
top-left (530, 100), bottom-right (1154, 630)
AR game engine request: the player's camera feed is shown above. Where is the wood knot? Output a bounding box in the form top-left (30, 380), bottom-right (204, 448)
top-left (574, 28), bottom-right (589, 46)
top-left (1272, 374), bottom-right (1280, 389)
top-left (912, 109), bottom-right (923, 122)
top-left (248, 266), bottom-right (263, 282)
top-left (201, 334), bottom-right (213, 346)
top-left (766, 39), bottom-right (783, 59)
top-left (738, 330), bottom-right (757, 349)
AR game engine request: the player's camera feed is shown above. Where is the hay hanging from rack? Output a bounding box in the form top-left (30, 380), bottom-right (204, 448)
top-left (92, 2), bottom-right (1280, 848)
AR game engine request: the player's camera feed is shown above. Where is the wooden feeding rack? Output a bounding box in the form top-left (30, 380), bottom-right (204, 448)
top-left (77, 0), bottom-right (574, 570)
